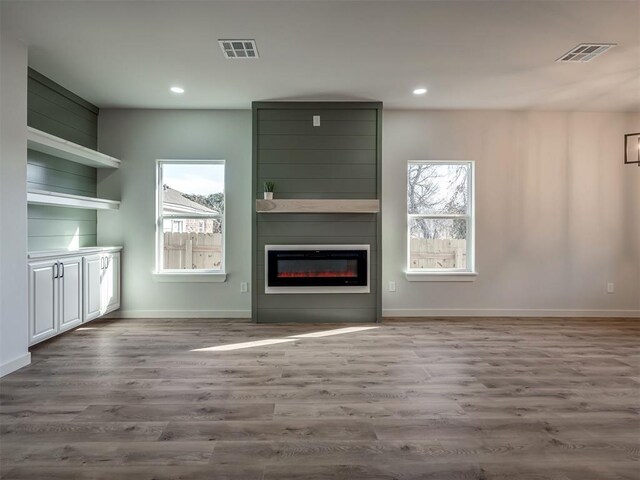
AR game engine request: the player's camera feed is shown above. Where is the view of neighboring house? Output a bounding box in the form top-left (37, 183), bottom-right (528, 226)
top-left (162, 185), bottom-right (219, 234)
top-left (0, 1), bottom-right (638, 479)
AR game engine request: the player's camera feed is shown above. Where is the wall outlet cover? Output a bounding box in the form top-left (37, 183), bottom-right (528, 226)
top-left (388, 281), bottom-right (396, 292)
top-left (240, 282), bottom-right (248, 293)
top-left (607, 282), bottom-right (614, 294)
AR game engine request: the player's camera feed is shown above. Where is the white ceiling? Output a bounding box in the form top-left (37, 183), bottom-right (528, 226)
top-left (2, 0), bottom-right (639, 110)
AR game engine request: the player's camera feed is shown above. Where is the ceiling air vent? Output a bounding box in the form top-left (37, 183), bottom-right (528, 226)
top-left (556, 43), bottom-right (616, 63)
top-left (218, 39), bottom-right (259, 59)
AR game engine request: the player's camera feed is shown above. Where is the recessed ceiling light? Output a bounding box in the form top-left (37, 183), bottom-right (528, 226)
top-left (170, 86), bottom-right (185, 94)
top-left (413, 88), bottom-right (427, 95)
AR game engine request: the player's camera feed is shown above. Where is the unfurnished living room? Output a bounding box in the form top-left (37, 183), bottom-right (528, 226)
top-left (0, 1), bottom-right (639, 479)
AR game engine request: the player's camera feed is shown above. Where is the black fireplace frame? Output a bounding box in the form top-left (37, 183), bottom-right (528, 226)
top-left (265, 245), bottom-right (370, 294)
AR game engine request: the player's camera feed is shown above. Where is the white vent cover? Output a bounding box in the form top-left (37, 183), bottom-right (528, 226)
top-left (218, 39), bottom-right (259, 59)
top-left (557, 43), bottom-right (616, 63)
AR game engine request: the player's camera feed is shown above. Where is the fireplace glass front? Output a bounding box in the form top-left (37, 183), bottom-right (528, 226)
top-left (265, 246), bottom-right (369, 293)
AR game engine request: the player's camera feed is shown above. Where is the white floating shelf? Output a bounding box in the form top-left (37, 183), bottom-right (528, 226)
top-left (28, 189), bottom-right (120, 211)
top-left (27, 127), bottom-right (121, 169)
top-left (256, 199), bottom-right (380, 214)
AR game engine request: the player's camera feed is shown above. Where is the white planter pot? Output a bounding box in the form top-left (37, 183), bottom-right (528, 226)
top-left (264, 192), bottom-right (274, 200)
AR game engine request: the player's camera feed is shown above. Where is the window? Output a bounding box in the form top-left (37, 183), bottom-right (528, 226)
top-left (156, 160), bottom-right (225, 273)
top-left (407, 161), bottom-right (474, 273)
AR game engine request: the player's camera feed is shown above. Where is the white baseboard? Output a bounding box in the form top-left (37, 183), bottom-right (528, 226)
top-left (383, 308), bottom-right (640, 318)
top-left (104, 309), bottom-right (252, 319)
top-left (0, 352), bottom-right (31, 378)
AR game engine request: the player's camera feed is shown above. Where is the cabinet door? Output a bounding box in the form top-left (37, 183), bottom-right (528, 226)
top-left (102, 252), bottom-right (121, 314)
top-left (83, 254), bottom-right (102, 322)
top-left (58, 256), bottom-right (83, 332)
top-left (29, 260), bottom-right (58, 345)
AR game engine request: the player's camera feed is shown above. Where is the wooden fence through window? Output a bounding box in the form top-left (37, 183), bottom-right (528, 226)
top-left (409, 238), bottom-right (467, 269)
top-left (163, 232), bottom-right (223, 270)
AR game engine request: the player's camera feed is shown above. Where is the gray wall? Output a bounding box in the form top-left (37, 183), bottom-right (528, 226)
top-left (253, 103), bottom-right (382, 323)
top-left (27, 69), bottom-right (99, 251)
top-left (382, 110), bottom-right (640, 317)
top-left (97, 109), bottom-right (252, 318)
top-left (0, 30), bottom-right (30, 376)
top-left (97, 108), bottom-right (638, 319)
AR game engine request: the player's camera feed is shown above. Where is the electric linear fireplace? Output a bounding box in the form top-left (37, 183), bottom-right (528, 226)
top-left (265, 245), bottom-right (370, 294)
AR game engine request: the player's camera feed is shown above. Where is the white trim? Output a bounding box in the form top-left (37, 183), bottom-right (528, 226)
top-left (406, 160), bottom-right (475, 274)
top-left (0, 353), bottom-right (31, 378)
top-left (152, 272), bottom-right (227, 283)
top-left (264, 244), bottom-right (370, 294)
top-left (405, 271), bottom-right (478, 282)
top-left (104, 309), bottom-right (251, 319)
top-left (382, 309), bottom-right (640, 318)
top-left (27, 127), bottom-right (120, 169)
top-left (156, 159), bottom-right (226, 274)
top-left (27, 190), bottom-right (120, 210)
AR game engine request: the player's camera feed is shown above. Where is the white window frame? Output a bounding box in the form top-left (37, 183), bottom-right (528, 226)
top-left (406, 160), bottom-right (477, 282)
top-left (154, 159), bottom-right (226, 281)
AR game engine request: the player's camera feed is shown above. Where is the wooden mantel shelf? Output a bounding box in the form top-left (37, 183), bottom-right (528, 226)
top-left (256, 199), bottom-right (380, 214)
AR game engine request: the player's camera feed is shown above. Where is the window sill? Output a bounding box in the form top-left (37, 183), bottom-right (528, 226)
top-left (405, 271), bottom-right (478, 282)
top-left (152, 272), bottom-right (227, 283)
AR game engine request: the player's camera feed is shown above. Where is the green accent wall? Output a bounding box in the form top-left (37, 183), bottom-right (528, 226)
top-left (252, 102), bottom-right (382, 323)
top-left (27, 69), bottom-right (99, 251)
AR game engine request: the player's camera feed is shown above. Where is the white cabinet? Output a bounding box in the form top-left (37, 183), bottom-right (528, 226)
top-left (28, 260), bottom-right (57, 344)
top-left (59, 257), bottom-right (83, 333)
top-left (83, 252), bottom-right (120, 322)
top-left (28, 247), bottom-right (122, 345)
top-left (28, 256), bottom-right (83, 345)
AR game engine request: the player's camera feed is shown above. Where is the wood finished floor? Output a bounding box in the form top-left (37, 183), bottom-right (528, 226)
top-left (0, 318), bottom-right (638, 480)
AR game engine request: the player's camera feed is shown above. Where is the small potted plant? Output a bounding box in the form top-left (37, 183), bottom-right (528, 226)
top-left (264, 181), bottom-right (275, 200)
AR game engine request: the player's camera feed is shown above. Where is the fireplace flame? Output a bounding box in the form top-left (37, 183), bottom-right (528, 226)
top-left (278, 271), bottom-right (358, 278)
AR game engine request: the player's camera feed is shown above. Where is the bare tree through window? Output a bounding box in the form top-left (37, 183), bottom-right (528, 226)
top-left (407, 162), bottom-right (473, 270)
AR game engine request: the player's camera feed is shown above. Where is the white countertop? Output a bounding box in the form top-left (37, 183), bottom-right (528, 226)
top-left (28, 246), bottom-right (123, 259)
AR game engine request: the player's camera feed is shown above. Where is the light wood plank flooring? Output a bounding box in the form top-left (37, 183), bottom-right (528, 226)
top-left (1, 318), bottom-right (638, 479)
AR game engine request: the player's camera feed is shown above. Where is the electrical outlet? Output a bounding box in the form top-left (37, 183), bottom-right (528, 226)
top-left (388, 281), bottom-right (396, 292)
top-left (240, 282), bottom-right (248, 293)
top-left (313, 115), bottom-right (321, 127)
top-left (607, 282), bottom-right (614, 294)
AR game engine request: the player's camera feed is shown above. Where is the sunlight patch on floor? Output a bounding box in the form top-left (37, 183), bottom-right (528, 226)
top-left (288, 326), bottom-right (379, 338)
top-left (191, 338), bottom-right (297, 352)
top-left (191, 326), bottom-right (380, 352)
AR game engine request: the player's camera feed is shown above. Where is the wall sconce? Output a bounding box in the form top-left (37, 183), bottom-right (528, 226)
top-left (625, 133), bottom-right (640, 166)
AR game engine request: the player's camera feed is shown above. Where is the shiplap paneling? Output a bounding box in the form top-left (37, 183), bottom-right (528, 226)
top-left (258, 120), bottom-right (376, 136)
top-left (258, 164), bottom-right (376, 180)
top-left (257, 108), bottom-right (376, 121)
top-left (258, 149), bottom-right (376, 165)
top-left (256, 178), bottom-right (377, 195)
top-left (27, 69), bottom-right (99, 251)
top-left (253, 102), bottom-right (382, 324)
top-left (259, 134), bottom-right (376, 151)
top-left (28, 234), bottom-right (97, 252)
